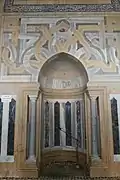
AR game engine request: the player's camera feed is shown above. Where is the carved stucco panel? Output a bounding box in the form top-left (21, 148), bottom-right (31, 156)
top-left (1, 17), bottom-right (120, 82)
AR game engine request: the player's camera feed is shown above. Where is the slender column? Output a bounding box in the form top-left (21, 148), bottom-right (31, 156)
top-left (1, 96), bottom-right (12, 157)
top-left (90, 96), bottom-right (99, 159)
top-left (28, 95), bottom-right (37, 162)
top-left (60, 103), bottom-right (66, 147)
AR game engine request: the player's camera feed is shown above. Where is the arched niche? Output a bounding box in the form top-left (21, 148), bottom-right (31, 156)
top-left (37, 52), bottom-right (89, 176)
top-left (38, 52), bottom-right (88, 93)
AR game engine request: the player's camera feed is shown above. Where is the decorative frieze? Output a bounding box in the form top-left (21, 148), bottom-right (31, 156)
top-left (3, 0), bottom-right (120, 13)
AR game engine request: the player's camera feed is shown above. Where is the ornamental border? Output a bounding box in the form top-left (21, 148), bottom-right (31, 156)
top-left (3, 0), bottom-right (120, 13)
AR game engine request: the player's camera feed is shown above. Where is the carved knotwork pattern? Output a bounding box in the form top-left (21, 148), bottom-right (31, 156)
top-left (1, 17), bottom-right (120, 82)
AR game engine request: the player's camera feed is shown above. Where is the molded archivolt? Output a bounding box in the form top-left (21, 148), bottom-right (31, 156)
top-left (38, 52), bottom-right (88, 92)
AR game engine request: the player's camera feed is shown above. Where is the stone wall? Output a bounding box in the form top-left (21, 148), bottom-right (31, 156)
top-left (0, 0), bottom-right (120, 178)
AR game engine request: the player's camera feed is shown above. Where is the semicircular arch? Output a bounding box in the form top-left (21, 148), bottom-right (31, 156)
top-left (38, 52), bottom-right (89, 92)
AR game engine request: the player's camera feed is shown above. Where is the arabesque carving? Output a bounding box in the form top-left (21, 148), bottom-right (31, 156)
top-left (1, 17), bottom-right (120, 82)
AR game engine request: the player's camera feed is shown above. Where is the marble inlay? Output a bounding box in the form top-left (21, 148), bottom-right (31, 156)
top-left (54, 102), bottom-right (60, 146)
top-left (7, 98), bottom-right (16, 156)
top-left (4, 0), bottom-right (120, 12)
top-left (44, 101), bottom-right (49, 148)
top-left (0, 99), bottom-right (3, 155)
top-left (110, 95), bottom-right (120, 156)
top-left (76, 101), bottom-right (81, 148)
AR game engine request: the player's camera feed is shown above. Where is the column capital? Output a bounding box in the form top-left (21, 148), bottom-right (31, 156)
top-left (89, 95), bottom-right (98, 101)
top-left (85, 90), bottom-right (97, 101)
top-left (1, 95), bottom-right (15, 102)
top-left (29, 95), bottom-right (37, 102)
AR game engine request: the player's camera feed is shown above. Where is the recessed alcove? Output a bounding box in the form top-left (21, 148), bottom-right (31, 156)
top-left (38, 52), bottom-right (89, 176)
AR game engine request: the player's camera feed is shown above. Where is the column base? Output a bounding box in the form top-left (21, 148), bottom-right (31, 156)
top-left (27, 155), bottom-right (36, 162)
top-left (92, 155), bottom-right (100, 161)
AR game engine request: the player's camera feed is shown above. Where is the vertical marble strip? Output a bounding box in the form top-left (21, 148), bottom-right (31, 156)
top-left (82, 99), bottom-right (86, 150)
top-left (54, 102), bottom-right (60, 146)
top-left (80, 100), bottom-right (84, 150)
top-left (82, 100), bottom-right (86, 150)
top-left (49, 102), bottom-right (53, 147)
top-left (95, 97), bottom-right (101, 158)
top-left (71, 102), bottom-right (76, 147)
top-left (27, 95), bottom-right (37, 162)
top-left (0, 98), bottom-right (3, 154)
top-left (41, 98), bottom-right (44, 149)
top-left (60, 102), bottom-right (66, 147)
top-left (76, 101), bottom-right (81, 148)
top-left (74, 101), bottom-right (77, 147)
top-left (43, 101), bottom-right (45, 148)
top-left (52, 102), bottom-right (54, 147)
top-left (91, 97), bottom-right (99, 159)
top-left (110, 94), bottom-right (120, 159)
top-left (7, 98), bottom-right (16, 155)
top-left (44, 101), bottom-right (49, 148)
top-left (26, 96), bottom-right (30, 159)
top-left (65, 102), bottom-right (72, 146)
top-left (1, 96), bottom-right (12, 157)
top-left (116, 95), bottom-right (120, 149)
